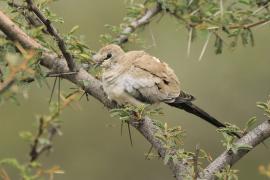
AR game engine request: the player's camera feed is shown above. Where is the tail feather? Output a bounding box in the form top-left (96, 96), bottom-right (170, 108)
top-left (168, 101), bottom-right (241, 138)
top-left (169, 101), bottom-right (225, 128)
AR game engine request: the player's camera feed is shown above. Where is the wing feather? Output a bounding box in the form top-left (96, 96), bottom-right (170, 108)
top-left (121, 52), bottom-right (181, 103)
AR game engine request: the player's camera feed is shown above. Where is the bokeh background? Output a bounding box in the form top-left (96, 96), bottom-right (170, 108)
top-left (1, 0), bottom-right (270, 179)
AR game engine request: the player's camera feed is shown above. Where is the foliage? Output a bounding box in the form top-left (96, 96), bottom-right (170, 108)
top-left (155, 122), bottom-right (214, 178)
top-left (257, 97), bottom-right (270, 118)
top-left (110, 104), bottom-right (163, 122)
top-left (0, 158), bottom-right (64, 180)
top-left (101, 0), bottom-right (270, 59)
top-left (215, 165), bottom-right (239, 180)
top-left (215, 98), bottom-right (270, 154)
top-left (0, 0), bottom-right (270, 179)
top-left (259, 163), bottom-right (270, 178)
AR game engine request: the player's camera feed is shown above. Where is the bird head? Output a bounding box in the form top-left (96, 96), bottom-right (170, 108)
top-left (93, 44), bottom-right (125, 68)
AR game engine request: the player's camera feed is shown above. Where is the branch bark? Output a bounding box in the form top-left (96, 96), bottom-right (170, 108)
top-left (202, 120), bottom-right (270, 179)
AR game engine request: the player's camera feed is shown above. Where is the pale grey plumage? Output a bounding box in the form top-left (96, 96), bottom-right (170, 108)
top-left (93, 44), bottom-right (187, 106)
top-left (93, 44), bottom-right (241, 138)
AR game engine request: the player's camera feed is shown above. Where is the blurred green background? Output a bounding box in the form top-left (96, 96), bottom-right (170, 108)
top-left (1, 0), bottom-right (270, 179)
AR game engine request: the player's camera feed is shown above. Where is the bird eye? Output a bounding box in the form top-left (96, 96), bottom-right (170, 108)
top-left (104, 53), bottom-right (112, 60)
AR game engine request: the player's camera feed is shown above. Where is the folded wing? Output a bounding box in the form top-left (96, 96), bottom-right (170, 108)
top-left (121, 52), bottom-right (181, 103)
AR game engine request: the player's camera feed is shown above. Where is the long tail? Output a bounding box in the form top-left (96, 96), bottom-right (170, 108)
top-left (167, 101), bottom-right (241, 138)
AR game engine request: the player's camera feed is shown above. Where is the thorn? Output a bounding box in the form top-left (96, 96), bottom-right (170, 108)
top-left (47, 71), bottom-right (78, 77)
top-left (199, 32), bottom-right (212, 61)
top-left (187, 27), bottom-right (193, 57)
top-left (127, 123), bottom-right (133, 147)
top-left (145, 145), bottom-right (153, 160)
top-left (85, 92), bottom-right (89, 101)
top-left (49, 77), bottom-right (57, 104)
top-left (79, 92), bottom-right (86, 101)
top-left (58, 77), bottom-right (61, 113)
top-left (120, 121), bottom-right (124, 136)
top-left (79, 91), bottom-right (90, 101)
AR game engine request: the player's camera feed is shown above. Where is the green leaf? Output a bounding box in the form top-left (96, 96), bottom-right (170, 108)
top-left (256, 102), bottom-right (268, 110)
top-left (172, 155), bottom-right (178, 165)
top-left (19, 131), bottom-right (33, 142)
top-left (245, 116), bottom-right (257, 129)
top-left (38, 138), bottom-right (51, 146)
top-left (69, 25), bottom-right (80, 34)
top-left (235, 143), bottom-right (253, 151)
top-left (164, 152), bottom-right (171, 165)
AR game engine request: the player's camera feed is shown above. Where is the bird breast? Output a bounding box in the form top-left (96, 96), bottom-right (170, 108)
top-left (102, 67), bottom-right (142, 101)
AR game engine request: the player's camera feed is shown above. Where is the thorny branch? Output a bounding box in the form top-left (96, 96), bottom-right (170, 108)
top-left (0, 47), bottom-right (35, 94)
top-left (1, 2), bottom-right (270, 179)
top-left (30, 117), bottom-right (49, 162)
top-left (29, 92), bottom-right (78, 162)
top-left (202, 120), bottom-right (270, 179)
top-left (114, 3), bottom-right (162, 45)
top-left (7, 1), bottom-right (44, 29)
top-left (25, 0), bottom-right (76, 72)
top-left (0, 9), bottom-right (187, 179)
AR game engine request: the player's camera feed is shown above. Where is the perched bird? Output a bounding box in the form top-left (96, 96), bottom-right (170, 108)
top-left (93, 44), bottom-right (238, 136)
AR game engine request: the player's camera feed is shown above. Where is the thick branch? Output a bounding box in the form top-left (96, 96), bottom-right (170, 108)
top-left (202, 120), bottom-right (270, 179)
top-left (114, 4), bottom-right (161, 44)
top-left (0, 10), bottom-right (186, 179)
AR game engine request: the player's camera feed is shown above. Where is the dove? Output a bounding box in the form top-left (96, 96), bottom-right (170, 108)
top-left (93, 44), bottom-right (239, 137)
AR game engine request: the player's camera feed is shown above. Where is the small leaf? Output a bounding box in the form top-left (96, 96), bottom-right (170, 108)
top-left (19, 131), bottom-right (33, 142)
top-left (245, 116), bottom-right (257, 129)
top-left (257, 102), bottom-right (268, 110)
top-left (69, 25), bottom-right (79, 34)
top-left (164, 152), bottom-right (171, 165)
top-left (235, 143), bottom-right (253, 151)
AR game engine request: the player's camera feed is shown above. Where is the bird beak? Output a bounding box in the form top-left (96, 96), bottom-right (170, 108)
top-left (92, 54), bottom-right (103, 67)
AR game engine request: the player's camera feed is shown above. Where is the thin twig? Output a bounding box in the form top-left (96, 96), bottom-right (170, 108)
top-left (114, 3), bottom-right (162, 45)
top-left (202, 120), bottom-right (270, 179)
top-left (8, 1), bottom-right (45, 31)
top-left (25, 0), bottom-right (76, 72)
top-left (229, 19), bottom-right (270, 29)
top-left (0, 50), bottom-right (35, 95)
top-left (0, 168), bottom-right (10, 180)
top-left (30, 117), bottom-right (46, 162)
top-left (29, 117), bottom-right (60, 162)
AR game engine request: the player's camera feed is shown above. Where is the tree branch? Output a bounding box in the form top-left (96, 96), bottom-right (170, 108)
top-left (0, 9), bottom-right (187, 179)
top-left (114, 3), bottom-right (162, 45)
top-left (202, 120), bottom-right (270, 179)
top-left (1, 8), bottom-right (270, 180)
top-left (25, 0), bottom-right (76, 72)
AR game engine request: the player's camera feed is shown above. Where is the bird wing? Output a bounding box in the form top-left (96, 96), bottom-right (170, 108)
top-left (121, 52), bottom-right (181, 103)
